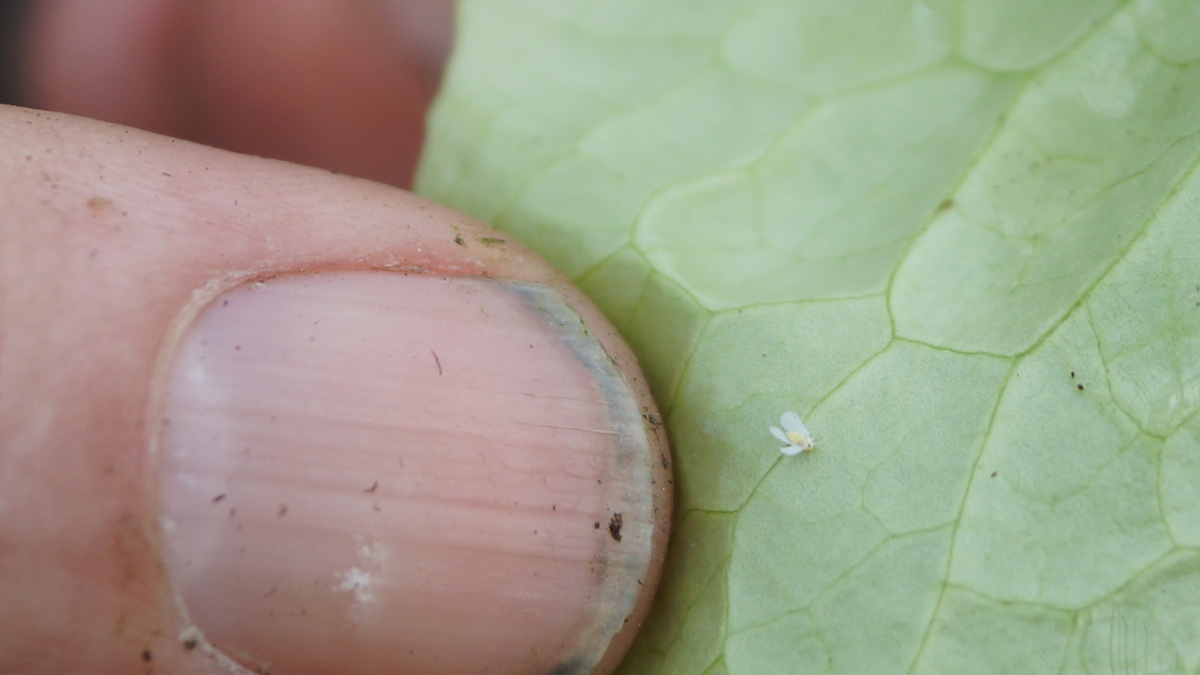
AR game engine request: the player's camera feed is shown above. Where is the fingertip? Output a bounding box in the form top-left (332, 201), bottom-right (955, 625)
top-left (0, 109), bottom-right (670, 674)
top-left (19, 0), bottom-right (452, 187)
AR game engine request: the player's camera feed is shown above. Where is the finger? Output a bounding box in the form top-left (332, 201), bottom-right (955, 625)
top-left (18, 0), bottom-right (451, 187)
top-left (0, 106), bottom-right (670, 675)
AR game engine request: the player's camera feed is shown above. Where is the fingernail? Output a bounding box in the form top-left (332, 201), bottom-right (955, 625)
top-left (157, 272), bottom-right (661, 675)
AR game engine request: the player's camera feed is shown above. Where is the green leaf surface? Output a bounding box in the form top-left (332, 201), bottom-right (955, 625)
top-left (416, 1), bottom-right (1200, 672)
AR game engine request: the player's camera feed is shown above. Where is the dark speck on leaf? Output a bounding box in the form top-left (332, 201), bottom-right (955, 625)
top-left (990, 472), bottom-right (997, 478)
top-left (1070, 371), bottom-right (1075, 378)
top-left (1078, 384), bottom-right (1084, 391)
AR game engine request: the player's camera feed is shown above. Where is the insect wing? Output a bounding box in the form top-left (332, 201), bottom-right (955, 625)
top-left (781, 411), bottom-right (809, 437)
top-left (769, 426), bottom-right (790, 443)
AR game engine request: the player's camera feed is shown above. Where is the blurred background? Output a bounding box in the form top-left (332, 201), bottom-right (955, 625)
top-left (0, 0), bottom-right (453, 188)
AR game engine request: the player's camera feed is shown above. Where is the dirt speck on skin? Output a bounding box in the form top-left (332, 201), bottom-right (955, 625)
top-left (454, 235), bottom-right (465, 246)
top-left (87, 196), bottom-right (112, 210)
top-left (478, 237), bottom-right (506, 246)
top-left (608, 513), bottom-right (623, 542)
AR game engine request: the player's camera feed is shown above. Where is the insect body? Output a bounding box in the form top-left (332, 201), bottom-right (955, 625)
top-left (770, 411), bottom-right (814, 456)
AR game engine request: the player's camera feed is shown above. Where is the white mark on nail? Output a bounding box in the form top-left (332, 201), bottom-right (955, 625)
top-left (335, 567), bottom-right (377, 605)
top-left (334, 538), bottom-right (387, 606)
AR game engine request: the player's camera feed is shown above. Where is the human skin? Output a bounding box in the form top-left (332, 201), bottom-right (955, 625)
top-left (17, 0), bottom-right (449, 188)
top-left (1, 2), bottom-right (672, 674)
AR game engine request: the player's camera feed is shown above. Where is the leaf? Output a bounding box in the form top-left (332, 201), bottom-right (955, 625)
top-left (416, 0), bottom-right (1200, 672)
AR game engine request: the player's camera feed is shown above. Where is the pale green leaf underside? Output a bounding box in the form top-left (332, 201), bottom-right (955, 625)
top-left (417, 1), bottom-right (1200, 672)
